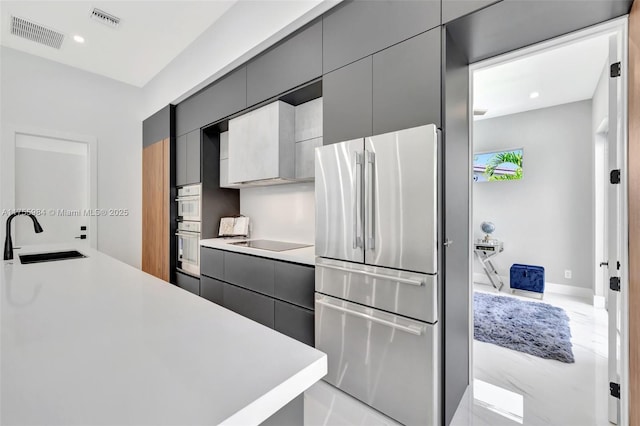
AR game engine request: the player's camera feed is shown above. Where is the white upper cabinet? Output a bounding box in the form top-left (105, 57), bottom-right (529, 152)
top-left (228, 101), bottom-right (295, 184)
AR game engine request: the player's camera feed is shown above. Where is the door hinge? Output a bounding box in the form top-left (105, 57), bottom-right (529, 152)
top-left (610, 62), bottom-right (621, 78)
top-left (610, 276), bottom-right (621, 292)
top-left (610, 169), bottom-right (621, 184)
top-left (610, 382), bottom-right (620, 399)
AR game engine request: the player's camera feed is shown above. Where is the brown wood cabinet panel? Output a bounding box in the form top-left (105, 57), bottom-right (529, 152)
top-left (142, 138), bottom-right (169, 281)
top-left (629, 1), bottom-right (639, 423)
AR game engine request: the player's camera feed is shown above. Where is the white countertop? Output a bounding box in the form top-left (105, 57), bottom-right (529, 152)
top-left (1, 244), bottom-right (326, 425)
top-left (200, 238), bottom-right (316, 266)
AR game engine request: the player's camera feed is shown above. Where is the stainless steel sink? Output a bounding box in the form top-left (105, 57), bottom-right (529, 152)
top-left (19, 250), bottom-right (87, 264)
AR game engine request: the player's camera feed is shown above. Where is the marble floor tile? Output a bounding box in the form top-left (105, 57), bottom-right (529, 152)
top-left (451, 284), bottom-right (611, 426)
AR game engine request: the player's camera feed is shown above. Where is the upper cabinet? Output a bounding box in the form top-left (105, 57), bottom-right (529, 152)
top-left (323, 56), bottom-right (373, 145)
top-left (442, 0), bottom-right (501, 23)
top-left (372, 29), bottom-right (441, 134)
top-left (143, 105), bottom-right (173, 147)
top-left (176, 129), bottom-right (200, 186)
top-left (246, 20), bottom-right (322, 106)
top-left (228, 101), bottom-right (295, 184)
top-left (294, 98), bottom-right (323, 180)
top-left (322, 0), bottom-right (441, 73)
top-left (176, 67), bottom-right (247, 136)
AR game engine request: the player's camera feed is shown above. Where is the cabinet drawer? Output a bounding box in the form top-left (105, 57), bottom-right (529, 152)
top-left (224, 283), bottom-right (275, 328)
top-left (275, 301), bottom-right (314, 346)
top-left (175, 271), bottom-right (200, 296)
top-left (274, 261), bottom-right (314, 309)
top-left (200, 276), bottom-right (224, 305)
top-left (224, 252), bottom-right (275, 296)
top-left (201, 247), bottom-right (224, 280)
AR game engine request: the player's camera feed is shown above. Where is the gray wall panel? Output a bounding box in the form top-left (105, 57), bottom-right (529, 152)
top-left (443, 29), bottom-right (470, 426)
top-left (446, 0), bottom-right (632, 63)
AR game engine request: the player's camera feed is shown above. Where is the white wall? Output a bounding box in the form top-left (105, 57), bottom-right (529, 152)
top-left (1, 47), bottom-right (143, 267)
top-left (142, 0), bottom-right (339, 117)
top-left (239, 183), bottom-right (314, 244)
top-left (473, 100), bottom-right (593, 289)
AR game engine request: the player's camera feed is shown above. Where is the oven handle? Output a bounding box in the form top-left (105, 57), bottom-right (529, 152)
top-left (175, 196), bottom-right (200, 202)
top-left (175, 231), bottom-right (201, 238)
top-left (317, 263), bottom-right (424, 286)
top-left (316, 298), bottom-right (424, 336)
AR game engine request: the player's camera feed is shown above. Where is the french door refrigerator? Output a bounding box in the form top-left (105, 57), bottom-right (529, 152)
top-left (314, 124), bottom-right (440, 426)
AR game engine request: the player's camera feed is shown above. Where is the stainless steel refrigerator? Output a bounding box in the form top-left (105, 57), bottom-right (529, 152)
top-left (314, 124), bottom-right (440, 425)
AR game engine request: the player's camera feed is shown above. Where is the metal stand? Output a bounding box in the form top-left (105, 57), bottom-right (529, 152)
top-left (474, 240), bottom-right (504, 291)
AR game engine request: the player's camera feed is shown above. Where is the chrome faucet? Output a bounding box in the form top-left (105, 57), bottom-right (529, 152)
top-left (4, 212), bottom-right (44, 260)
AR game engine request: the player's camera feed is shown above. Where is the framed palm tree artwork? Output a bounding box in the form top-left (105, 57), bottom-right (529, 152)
top-left (473, 148), bottom-right (523, 182)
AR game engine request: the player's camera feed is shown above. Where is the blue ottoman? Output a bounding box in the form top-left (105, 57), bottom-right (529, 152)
top-left (510, 264), bottom-right (545, 297)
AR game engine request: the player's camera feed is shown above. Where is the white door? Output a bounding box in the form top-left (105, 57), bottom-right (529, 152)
top-left (14, 134), bottom-right (89, 247)
top-left (606, 32), bottom-right (623, 425)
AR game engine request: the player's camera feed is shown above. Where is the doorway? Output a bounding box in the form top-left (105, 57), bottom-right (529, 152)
top-left (2, 127), bottom-right (98, 250)
top-left (461, 18), bottom-right (629, 426)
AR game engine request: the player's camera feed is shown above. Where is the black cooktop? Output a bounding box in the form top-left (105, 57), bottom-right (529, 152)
top-left (230, 239), bottom-right (312, 252)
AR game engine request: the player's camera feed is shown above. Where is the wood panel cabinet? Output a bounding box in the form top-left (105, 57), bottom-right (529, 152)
top-left (323, 56), bottom-right (372, 145)
top-left (322, 0), bottom-right (441, 73)
top-left (372, 29), bottom-right (442, 134)
top-left (246, 19), bottom-right (322, 106)
top-left (142, 138), bottom-right (169, 281)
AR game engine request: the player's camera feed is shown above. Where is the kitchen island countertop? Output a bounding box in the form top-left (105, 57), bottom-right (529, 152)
top-left (1, 244), bottom-right (326, 425)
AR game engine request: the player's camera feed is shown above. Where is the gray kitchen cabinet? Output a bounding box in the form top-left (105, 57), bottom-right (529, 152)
top-left (323, 56), bottom-right (372, 145)
top-left (223, 283), bottom-right (275, 328)
top-left (200, 276), bottom-right (224, 305)
top-left (442, 0), bottom-right (500, 23)
top-left (176, 271), bottom-right (200, 296)
top-left (186, 129), bottom-right (201, 184)
top-left (372, 29), bottom-right (442, 134)
top-left (176, 134), bottom-right (187, 186)
top-left (274, 301), bottom-right (314, 346)
top-left (176, 129), bottom-right (200, 186)
top-left (224, 252), bottom-right (275, 296)
top-left (274, 261), bottom-right (314, 310)
top-left (175, 67), bottom-right (247, 136)
top-left (322, 0), bottom-right (441, 73)
top-left (200, 247), bottom-right (224, 280)
top-left (247, 20), bottom-right (322, 106)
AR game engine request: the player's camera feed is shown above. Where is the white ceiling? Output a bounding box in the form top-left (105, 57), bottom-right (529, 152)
top-left (0, 1), bottom-right (238, 87)
top-left (473, 34), bottom-right (610, 120)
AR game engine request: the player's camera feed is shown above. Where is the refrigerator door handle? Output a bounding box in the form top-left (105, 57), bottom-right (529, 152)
top-left (353, 152), bottom-right (363, 249)
top-left (317, 262), bottom-right (425, 286)
top-left (366, 151), bottom-right (376, 250)
top-left (316, 298), bottom-right (424, 336)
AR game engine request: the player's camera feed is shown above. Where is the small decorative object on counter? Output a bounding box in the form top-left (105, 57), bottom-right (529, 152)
top-left (218, 216), bottom-right (250, 237)
top-left (510, 264), bottom-right (545, 298)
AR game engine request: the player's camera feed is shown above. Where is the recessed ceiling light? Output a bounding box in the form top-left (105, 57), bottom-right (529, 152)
top-left (73, 35), bottom-right (85, 43)
top-left (529, 91), bottom-right (540, 99)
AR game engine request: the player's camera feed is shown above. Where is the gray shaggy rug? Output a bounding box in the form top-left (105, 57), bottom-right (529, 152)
top-left (474, 292), bottom-right (575, 363)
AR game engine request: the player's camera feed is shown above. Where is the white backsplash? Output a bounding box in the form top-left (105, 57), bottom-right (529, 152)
top-left (240, 182), bottom-right (315, 244)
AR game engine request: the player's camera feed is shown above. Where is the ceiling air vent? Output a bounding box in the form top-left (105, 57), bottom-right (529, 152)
top-left (89, 8), bottom-right (120, 28)
top-left (10, 16), bottom-right (64, 49)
